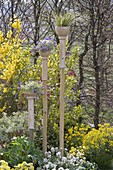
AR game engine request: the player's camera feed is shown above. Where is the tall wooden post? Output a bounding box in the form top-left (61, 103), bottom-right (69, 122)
top-left (27, 95), bottom-right (36, 141)
top-left (41, 51), bottom-right (50, 156)
top-left (59, 37), bottom-right (66, 156)
top-left (55, 26), bottom-right (70, 156)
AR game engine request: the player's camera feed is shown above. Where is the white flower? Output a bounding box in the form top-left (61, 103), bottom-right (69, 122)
top-left (48, 161), bottom-right (53, 167)
top-left (52, 164), bottom-right (57, 169)
top-left (43, 158), bottom-right (48, 163)
top-left (58, 167), bottom-right (64, 170)
top-left (62, 156), bottom-right (67, 163)
top-left (51, 147), bottom-right (55, 153)
top-left (55, 147), bottom-right (58, 151)
top-left (45, 164), bottom-right (50, 169)
top-left (47, 151), bottom-right (51, 158)
top-left (56, 151), bottom-right (61, 158)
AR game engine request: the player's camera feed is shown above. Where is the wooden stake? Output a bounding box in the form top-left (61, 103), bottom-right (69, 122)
top-left (27, 96), bottom-right (35, 141)
top-left (42, 80), bottom-right (48, 155)
top-left (59, 37), bottom-right (66, 156)
top-left (41, 52), bottom-right (49, 156)
top-left (60, 68), bottom-right (65, 155)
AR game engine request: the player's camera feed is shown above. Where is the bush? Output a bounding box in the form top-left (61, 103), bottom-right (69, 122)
top-left (0, 160), bottom-right (34, 170)
top-left (0, 19), bottom-right (31, 114)
top-left (0, 136), bottom-right (42, 168)
top-left (65, 123), bottom-right (90, 149)
top-left (83, 124), bottom-right (113, 170)
top-left (0, 111), bottom-right (28, 146)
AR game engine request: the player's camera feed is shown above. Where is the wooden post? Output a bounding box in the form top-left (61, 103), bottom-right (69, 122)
top-left (59, 37), bottom-right (66, 156)
top-left (55, 26), bottom-right (70, 156)
top-left (27, 96), bottom-right (35, 141)
top-left (41, 51), bottom-right (50, 156)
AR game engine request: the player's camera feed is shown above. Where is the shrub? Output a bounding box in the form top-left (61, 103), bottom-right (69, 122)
top-left (83, 123), bottom-right (113, 170)
top-left (0, 18), bottom-right (31, 114)
top-left (65, 123), bottom-right (90, 149)
top-left (0, 160), bottom-right (34, 170)
top-left (0, 111), bottom-right (28, 146)
top-left (0, 136), bottom-right (42, 168)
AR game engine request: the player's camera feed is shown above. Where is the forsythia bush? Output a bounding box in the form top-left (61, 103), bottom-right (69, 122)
top-left (83, 123), bottom-right (113, 170)
top-left (0, 160), bottom-right (34, 170)
top-left (0, 18), bottom-right (31, 113)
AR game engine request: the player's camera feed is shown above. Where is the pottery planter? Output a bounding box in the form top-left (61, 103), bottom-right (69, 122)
top-left (39, 50), bottom-right (51, 58)
top-left (55, 26), bottom-right (70, 37)
top-left (23, 92), bottom-right (38, 98)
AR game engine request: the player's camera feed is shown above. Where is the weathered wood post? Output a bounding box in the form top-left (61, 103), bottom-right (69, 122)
top-left (24, 93), bottom-right (37, 141)
top-left (55, 26), bottom-right (70, 156)
top-left (40, 51), bottom-right (50, 155)
top-left (27, 96), bottom-right (35, 141)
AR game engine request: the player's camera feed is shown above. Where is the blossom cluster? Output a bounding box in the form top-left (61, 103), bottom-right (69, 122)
top-left (34, 38), bottom-right (54, 53)
top-left (41, 147), bottom-right (98, 170)
top-left (20, 81), bottom-right (42, 94)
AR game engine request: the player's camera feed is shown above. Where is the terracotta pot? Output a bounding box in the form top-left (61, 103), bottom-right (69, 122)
top-left (55, 26), bottom-right (70, 37)
top-left (40, 51), bottom-right (51, 58)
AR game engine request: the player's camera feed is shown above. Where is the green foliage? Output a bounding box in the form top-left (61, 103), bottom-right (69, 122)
top-left (0, 136), bottom-right (42, 168)
top-left (0, 111), bottom-right (28, 146)
top-left (83, 124), bottom-right (113, 170)
top-left (0, 160), bottom-right (34, 170)
top-left (55, 13), bottom-right (74, 26)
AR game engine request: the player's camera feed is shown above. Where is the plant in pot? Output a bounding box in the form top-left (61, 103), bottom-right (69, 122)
top-left (34, 38), bottom-right (54, 57)
top-left (20, 81), bottom-right (42, 97)
top-left (55, 12), bottom-right (74, 37)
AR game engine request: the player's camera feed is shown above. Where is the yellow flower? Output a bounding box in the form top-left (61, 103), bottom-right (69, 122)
top-left (68, 127), bottom-right (73, 134)
top-left (7, 30), bottom-right (12, 39)
top-left (12, 19), bottom-right (21, 31)
top-left (69, 147), bottom-right (76, 155)
top-left (3, 88), bottom-right (8, 93)
top-left (0, 31), bottom-right (3, 42)
top-left (0, 61), bottom-right (3, 69)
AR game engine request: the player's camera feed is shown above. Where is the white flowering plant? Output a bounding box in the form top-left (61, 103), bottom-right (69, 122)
top-left (20, 81), bottom-right (42, 94)
top-left (39, 147), bottom-right (98, 170)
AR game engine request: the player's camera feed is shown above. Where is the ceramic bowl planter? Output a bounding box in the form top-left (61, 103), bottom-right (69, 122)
top-left (55, 12), bottom-right (73, 37)
top-left (39, 50), bottom-right (51, 58)
top-left (23, 92), bottom-right (38, 98)
top-left (55, 26), bottom-right (70, 37)
top-left (20, 81), bottom-right (42, 97)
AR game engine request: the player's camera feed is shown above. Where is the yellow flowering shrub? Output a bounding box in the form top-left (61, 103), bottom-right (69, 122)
top-left (0, 18), bottom-right (35, 113)
top-left (0, 160), bottom-right (34, 170)
top-left (83, 123), bottom-right (113, 170)
top-left (65, 122), bottom-right (90, 149)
